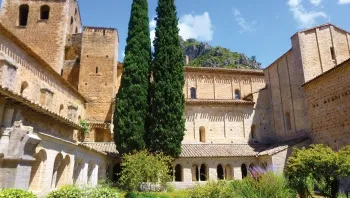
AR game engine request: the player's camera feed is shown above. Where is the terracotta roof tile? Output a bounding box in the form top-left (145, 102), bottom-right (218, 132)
top-left (81, 142), bottom-right (119, 157)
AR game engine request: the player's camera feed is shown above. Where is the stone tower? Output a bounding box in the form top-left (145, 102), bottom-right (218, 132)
top-left (78, 27), bottom-right (119, 123)
top-left (0, 0), bottom-right (82, 74)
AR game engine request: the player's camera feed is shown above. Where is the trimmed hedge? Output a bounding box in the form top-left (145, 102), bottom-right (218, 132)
top-left (46, 186), bottom-right (82, 198)
top-left (0, 188), bottom-right (37, 198)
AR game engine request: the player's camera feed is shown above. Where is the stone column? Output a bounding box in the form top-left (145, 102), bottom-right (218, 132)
top-left (0, 127), bottom-right (11, 155)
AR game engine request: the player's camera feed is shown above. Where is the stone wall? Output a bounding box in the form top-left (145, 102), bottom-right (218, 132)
top-left (78, 27), bottom-right (119, 123)
top-left (295, 24), bottom-right (350, 83)
top-left (264, 51), bottom-right (310, 141)
top-left (0, 29), bottom-right (86, 124)
top-left (304, 60), bottom-right (350, 150)
top-left (0, 0), bottom-right (82, 73)
top-left (184, 68), bottom-right (265, 100)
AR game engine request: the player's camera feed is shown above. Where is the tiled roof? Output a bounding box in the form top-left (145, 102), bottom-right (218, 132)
top-left (186, 99), bottom-right (255, 105)
top-left (81, 142), bottom-right (119, 157)
top-left (180, 144), bottom-right (266, 158)
top-left (0, 86), bottom-right (82, 129)
top-left (259, 137), bottom-right (310, 156)
top-left (180, 138), bottom-right (310, 158)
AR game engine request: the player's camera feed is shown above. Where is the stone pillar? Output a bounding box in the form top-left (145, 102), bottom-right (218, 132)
top-left (0, 98), bottom-right (6, 127)
top-left (14, 161), bottom-right (32, 190)
top-left (0, 127), bottom-right (11, 155)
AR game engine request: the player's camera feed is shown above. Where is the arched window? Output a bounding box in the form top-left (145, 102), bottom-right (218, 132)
top-left (225, 164), bottom-right (233, 180)
top-left (251, 125), bottom-right (256, 139)
top-left (217, 164), bottom-right (224, 180)
top-left (190, 87), bottom-right (197, 99)
top-left (29, 150), bottom-right (47, 191)
top-left (199, 126), bottom-right (206, 143)
top-left (234, 89), bottom-right (241, 100)
top-left (70, 17), bottom-right (74, 25)
top-left (75, 27), bottom-right (78, 33)
top-left (241, 164), bottom-right (247, 178)
top-left (286, 112), bottom-right (292, 130)
top-left (96, 67), bottom-right (99, 74)
top-left (59, 104), bottom-right (64, 115)
top-left (20, 81), bottom-right (28, 96)
top-left (200, 164), bottom-right (207, 181)
top-left (192, 165), bottom-right (199, 182)
top-left (19, 4), bottom-right (29, 26)
top-left (174, 164), bottom-right (182, 182)
top-left (40, 5), bottom-right (50, 20)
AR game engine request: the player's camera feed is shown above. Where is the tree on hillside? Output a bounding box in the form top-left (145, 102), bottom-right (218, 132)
top-left (146, 0), bottom-right (185, 157)
top-left (114, 0), bottom-right (151, 154)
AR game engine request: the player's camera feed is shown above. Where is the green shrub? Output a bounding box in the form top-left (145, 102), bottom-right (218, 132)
top-left (231, 172), bottom-right (296, 198)
top-left (88, 186), bottom-right (119, 198)
top-left (119, 151), bottom-right (173, 191)
top-left (189, 181), bottom-right (232, 198)
top-left (0, 188), bottom-right (37, 198)
top-left (46, 186), bottom-right (83, 198)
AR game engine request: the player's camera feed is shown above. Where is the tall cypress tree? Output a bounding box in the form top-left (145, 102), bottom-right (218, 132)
top-left (114, 0), bottom-right (151, 154)
top-left (147, 0), bottom-right (185, 157)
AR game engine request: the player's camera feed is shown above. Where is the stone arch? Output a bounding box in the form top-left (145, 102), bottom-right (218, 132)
top-left (51, 153), bottom-right (63, 188)
top-left (234, 89), bottom-right (241, 100)
top-left (241, 164), bottom-right (248, 179)
top-left (199, 126), bottom-right (206, 143)
top-left (192, 164), bottom-right (199, 182)
top-left (200, 164), bottom-right (208, 181)
top-left (174, 164), bottom-right (182, 182)
top-left (40, 5), bottom-right (50, 20)
top-left (225, 164), bottom-right (233, 180)
top-left (56, 155), bottom-right (70, 188)
top-left (19, 4), bottom-right (29, 26)
top-left (29, 149), bottom-right (47, 191)
top-left (20, 81), bottom-right (28, 96)
top-left (190, 87), bottom-right (197, 99)
top-left (217, 164), bottom-right (224, 180)
top-left (73, 158), bottom-right (84, 185)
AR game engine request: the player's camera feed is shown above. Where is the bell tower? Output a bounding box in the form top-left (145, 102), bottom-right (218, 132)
top-left (0, 0), bottom-right (82, 74)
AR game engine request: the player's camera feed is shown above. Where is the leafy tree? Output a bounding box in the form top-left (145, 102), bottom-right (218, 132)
top-left (118, 150), bottom-right (173, 191)
top-left (113, 0), bottom-right (151, 154)
top-left (147, 0), bottom-right (185, 157)
top-left (285, 144), bottom-right (350, 198)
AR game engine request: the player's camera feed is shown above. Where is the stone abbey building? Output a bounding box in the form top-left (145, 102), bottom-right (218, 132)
top-left (0, 0), bottom-right (349, 195)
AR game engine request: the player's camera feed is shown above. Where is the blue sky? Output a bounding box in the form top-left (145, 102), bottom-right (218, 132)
top-left (2, 0), bottom-right (350, 67)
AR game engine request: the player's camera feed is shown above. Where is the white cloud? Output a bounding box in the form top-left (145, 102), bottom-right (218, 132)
top-left (232, 8), bottom-right (257, 33)
top-left (338, 0), bottom-right (350, 4)
top-left (288, 0), bottom-right (327, 28)
top-left (149, 12), bottom-right (214, 45)
top-left (310, 0), bottom-right (322, 6)
top-left (178, 12), bottom-right (213, 41)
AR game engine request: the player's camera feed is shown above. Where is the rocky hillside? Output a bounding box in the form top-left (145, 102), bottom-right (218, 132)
top-left (180, 38), bottom-right (261, 69)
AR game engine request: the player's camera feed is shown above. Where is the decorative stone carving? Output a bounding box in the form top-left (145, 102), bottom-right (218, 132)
top-left (1, 121), bottom-right (41, 160)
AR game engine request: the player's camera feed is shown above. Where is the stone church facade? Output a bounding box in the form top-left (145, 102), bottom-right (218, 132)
top-left (0, 0), bottom-right (349, 195)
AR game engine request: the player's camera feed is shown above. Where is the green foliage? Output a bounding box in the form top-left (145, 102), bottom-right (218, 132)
top-left (87, 185), bottom-right (120, 198)
top-left (0, 188), bottom-right (37, 198)
top-left (125, 191), bottom-right (189, 198)
top-left (189, 47), bottom-right (241, 68)
top-left (148, 0), bottom-right (185, 158)
top-left (118, 150), bottom-right (173, 191)
top-left (231, 172), bottom-right (296, 198)
top-left (46, 186), bottom-right (82, 198)
top-left (79, 120), bottom-right (89, 134)
top-left (189, 181), bottom-right (232, 198)
top-left (114, 0), bottom-right (152, 154)
top-left (285, 144), bottom-right (350, 198)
